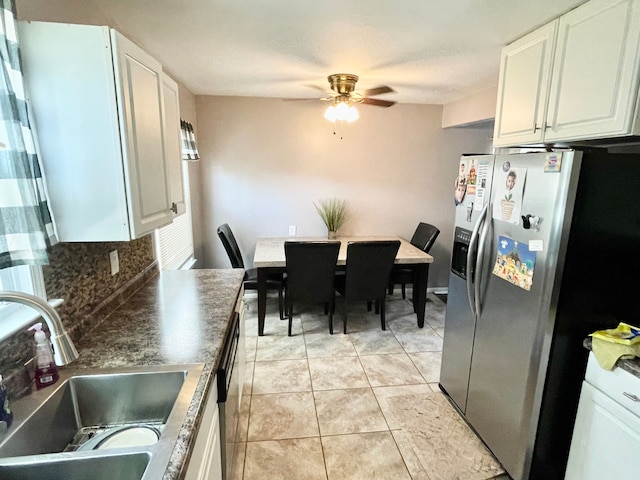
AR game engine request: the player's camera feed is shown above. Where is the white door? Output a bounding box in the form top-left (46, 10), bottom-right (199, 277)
top-left (545, 0), bottom-right (640, 142)
top-left (565, 381), bottom-right (640, 480)
top-left (492, 20), bottom-right (558, 147)
top-left (112, 31), bottom-right (173, 238)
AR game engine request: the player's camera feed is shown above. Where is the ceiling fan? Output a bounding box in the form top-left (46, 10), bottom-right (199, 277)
top-left (299, 73), bottom-right (395, 123)
top-left (318, 73), bottom-right (396, 108)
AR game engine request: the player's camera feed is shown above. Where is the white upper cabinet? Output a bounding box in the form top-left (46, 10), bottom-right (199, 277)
top-left (162, 73), bottom-right (186, 217)
top-left (19, 21), bottom-right (173, 241)
top-left (493, 0), bottom-right (640, 147)
top-left (493, 20), bottom-right (558, 146)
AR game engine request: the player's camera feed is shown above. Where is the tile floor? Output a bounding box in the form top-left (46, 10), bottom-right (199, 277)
top-left (232, 292), bottom-right (512, 480)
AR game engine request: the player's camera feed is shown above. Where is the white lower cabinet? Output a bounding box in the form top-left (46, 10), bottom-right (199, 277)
top-left (185, 378), bottom-right (222, 480)
top-left (565, 353), bottom-right (640, 479)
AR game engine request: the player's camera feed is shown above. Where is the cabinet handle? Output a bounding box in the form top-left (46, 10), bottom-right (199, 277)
top-left (170, 202), bottom-right (178, 214)
top-left (623, 392), bottom-right (640, 402)
top-left (533, 123), bottom-right (541, 133)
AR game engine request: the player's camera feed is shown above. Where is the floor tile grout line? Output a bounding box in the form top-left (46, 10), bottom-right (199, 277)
top-left (241, 293), bottom-right (449, 480)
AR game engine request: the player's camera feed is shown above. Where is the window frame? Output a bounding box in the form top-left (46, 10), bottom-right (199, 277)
top-left (0, 264), bottom-right (54, 341)
top-left (154, 161), bottom-right (196, 270)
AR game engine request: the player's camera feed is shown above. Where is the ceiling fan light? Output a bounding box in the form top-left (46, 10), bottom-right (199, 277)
top-left (346, 105), bottom-right (359, 123)
top-left (324, 102), bottom-right (359, 123)
top-left (324, 105), bottom-right (338, 122)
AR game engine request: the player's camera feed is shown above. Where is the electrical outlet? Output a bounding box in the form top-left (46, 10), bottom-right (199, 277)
top-left (109, 250), bottom-right (119, 275)
top-left (288, 225), bottom-right (297, 236)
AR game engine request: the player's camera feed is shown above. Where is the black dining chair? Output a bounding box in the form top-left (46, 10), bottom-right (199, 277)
top-left (217, 223), bottom-right (285, 319)
top-left (336, 240), bottom-right (401, 334)
top-left (388, 222), bottom-right (440, 300)
top-left (284, 241), bottom-right (341, 336)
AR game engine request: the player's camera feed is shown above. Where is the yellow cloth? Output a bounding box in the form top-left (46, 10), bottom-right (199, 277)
top-left (591, 337), bottom-right (640, 370)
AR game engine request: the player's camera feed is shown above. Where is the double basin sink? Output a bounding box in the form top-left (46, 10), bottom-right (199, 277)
top-left (0, 363), bottom-right (204, 479)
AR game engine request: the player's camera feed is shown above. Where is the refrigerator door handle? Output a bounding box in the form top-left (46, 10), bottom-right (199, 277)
top-left (466, 202), bottom-right (488, 317)
top-left (475, 202), bottom-right (492, 318)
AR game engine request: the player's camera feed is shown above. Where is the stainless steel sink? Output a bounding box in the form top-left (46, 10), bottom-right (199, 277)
top-left (0, 364), bottom-right (204, 479)
top-left (0, 452), bottom-right (150, 480)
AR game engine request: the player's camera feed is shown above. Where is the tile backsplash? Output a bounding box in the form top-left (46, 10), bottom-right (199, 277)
top-left (0, 235), bottom-right (157, 398)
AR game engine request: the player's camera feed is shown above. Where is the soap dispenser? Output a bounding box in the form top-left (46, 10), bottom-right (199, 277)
top-left (28, 322), bottom-right (59, 389)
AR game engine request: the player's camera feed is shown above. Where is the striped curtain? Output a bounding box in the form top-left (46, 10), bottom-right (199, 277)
top-left (0, 0), bottom-right (56, 269)
top-left (180, 119), bottom-right (199, 160)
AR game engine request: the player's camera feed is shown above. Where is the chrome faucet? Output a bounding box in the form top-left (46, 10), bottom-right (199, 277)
top-left (0, 291), bottom-right (79, 366)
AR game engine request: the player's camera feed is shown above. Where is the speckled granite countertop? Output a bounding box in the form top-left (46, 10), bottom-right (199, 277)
top-left (583, 337), bottom-right (640, 378)
top-left (68, 269), bottom-right (244, 480)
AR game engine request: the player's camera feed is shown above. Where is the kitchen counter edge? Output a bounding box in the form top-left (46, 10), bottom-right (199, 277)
top-left (69, 269), bottom-right (245, 480)
top-left (583, 337), bottom-right (640, 379)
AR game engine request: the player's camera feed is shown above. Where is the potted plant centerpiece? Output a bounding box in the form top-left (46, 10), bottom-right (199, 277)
top-left (314, 197), bottom-right (348, 239)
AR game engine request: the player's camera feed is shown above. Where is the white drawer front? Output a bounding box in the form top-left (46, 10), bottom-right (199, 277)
top-left (585, 352), bottom-right (640, 417)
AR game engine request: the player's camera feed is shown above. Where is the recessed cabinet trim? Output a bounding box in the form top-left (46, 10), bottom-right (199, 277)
top-left (19, 21), bottom-right (173, 241)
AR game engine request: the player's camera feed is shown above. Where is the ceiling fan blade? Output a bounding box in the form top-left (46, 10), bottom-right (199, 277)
top-left (361, 85), bottom-right (394, 97)
top-left (361, 97), bottom-right (396, 107)
top-left (304, 84), bottom-right (327, 91)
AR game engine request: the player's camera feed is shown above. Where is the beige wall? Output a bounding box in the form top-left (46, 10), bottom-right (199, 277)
top-left (196, 96), bottom-right (493, 288)
top-left (442, 87), bottom-right (498, 128)
top-left (15, 0), bottom-right (494, 287)
top-left (16, 0), bottom-right (116, 26)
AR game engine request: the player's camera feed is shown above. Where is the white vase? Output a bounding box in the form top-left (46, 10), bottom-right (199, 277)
top-left (328, 230), bottom-right (337, 239)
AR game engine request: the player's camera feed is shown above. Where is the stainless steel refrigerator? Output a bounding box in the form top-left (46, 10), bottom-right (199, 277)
top-left (439, 149), bottom-right (640, 480)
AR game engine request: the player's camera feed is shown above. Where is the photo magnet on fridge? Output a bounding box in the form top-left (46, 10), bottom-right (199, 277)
top-left (493, 167), bottom-right (527, 224)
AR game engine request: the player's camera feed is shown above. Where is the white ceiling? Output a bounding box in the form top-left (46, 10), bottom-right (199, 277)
top-left (86, 0), bottom-right (587, 105)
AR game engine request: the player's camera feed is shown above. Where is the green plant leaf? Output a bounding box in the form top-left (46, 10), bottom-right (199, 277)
top-left (313, 197), bottom-right (349, 232)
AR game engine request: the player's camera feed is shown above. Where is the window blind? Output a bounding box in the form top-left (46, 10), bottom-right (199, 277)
top-left (155, 162), bottom-right (195, 270)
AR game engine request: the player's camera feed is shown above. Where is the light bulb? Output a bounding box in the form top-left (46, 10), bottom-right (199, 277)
top-left (346, 106), bottom-right (359, 123)
top-left (324, 105), bottom-right (337, 122)
top-left (324, 102), bottom-right (359, 123)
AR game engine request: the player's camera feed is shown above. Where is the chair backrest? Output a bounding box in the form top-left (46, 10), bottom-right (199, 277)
top-left (410, 222), bottom-right (440, 253)
top-left (285, 241), bottom-right (341, 304)
top-left (216, 223), bottom-right (245, 268)
top-left (345, 240), bottom-right (400, 302)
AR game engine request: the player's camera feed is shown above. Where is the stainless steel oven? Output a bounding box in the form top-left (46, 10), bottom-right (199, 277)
top-left (217, 295), bottom-right (245, 480)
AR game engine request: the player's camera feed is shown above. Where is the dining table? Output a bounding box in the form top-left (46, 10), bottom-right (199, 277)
top-left (252, 235), bottom-right (434, 336)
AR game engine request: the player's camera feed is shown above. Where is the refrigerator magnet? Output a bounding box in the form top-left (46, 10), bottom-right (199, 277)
top-left (454, 176), bottom-right (467, 206)
top-left (474, 159), bottom-right (492, 210)
top-left (492, 235), bottom-right (537, 291)
top-left (544, 153), bottom-right (562, 172)
top-left (493, 167), bottom-right (527, 224)
top-left (529, 239), bottom-right (544, 252)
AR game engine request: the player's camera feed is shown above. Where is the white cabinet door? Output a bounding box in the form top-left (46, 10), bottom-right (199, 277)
top-left (565, 381), bottom-right (640, 480)
top-left (493, 20), bottom-right (558, 147)
top-left (112, 31), bottom-right (172, 237)
top-left (185, 379), bottom-right (223, 480)
top-left (162, 73), bottom-right (186, 217)
top-left (18, 21), bottom-right (172, 241)
top-left (545, 0), bottom-right (640, 142)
